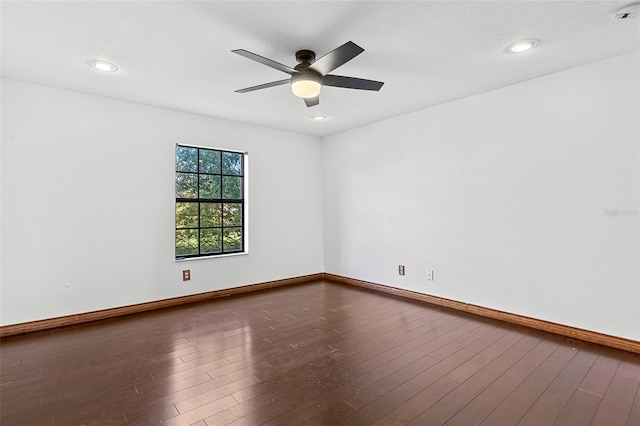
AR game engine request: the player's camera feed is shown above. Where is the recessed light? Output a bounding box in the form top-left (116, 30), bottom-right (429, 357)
top-left (311, 115), bottom-right (327, 121)
top-left (89, 59), bottom-right (118, 72)
top-left (507, 39), bottom-right (538, 53)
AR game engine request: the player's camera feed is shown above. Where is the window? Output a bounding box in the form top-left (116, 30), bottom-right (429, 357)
top-left (175, 144), bottom-right (246, 259)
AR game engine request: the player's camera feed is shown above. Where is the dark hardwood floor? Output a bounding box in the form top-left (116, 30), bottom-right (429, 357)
top-left (1, 280), bottom-right (639, 425)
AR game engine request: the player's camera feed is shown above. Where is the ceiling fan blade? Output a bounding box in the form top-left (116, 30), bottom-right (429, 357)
top-left (232, 49), bottom-right (296, 75)
top-left (309, 41), bottom-right (364, 76)
top-left (234, 79), bottom-right (290, 93)
top-left (322, 75), bottom-right (384, 91)
top-left (304, 96), bottom-right (319, 107)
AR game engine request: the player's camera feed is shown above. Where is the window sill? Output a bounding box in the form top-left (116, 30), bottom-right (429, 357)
top-left (176, 251), bottom-right (249, 262)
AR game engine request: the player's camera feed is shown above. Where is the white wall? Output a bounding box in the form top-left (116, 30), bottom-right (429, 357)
top-left (2, 52), bottom-right (639, 342)
top-left (0, 79), bottom-right (324, 326)
top-left (323, 51), bottom-right (640, 341)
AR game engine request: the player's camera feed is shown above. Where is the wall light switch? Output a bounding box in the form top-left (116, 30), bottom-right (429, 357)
top-left (183, 270), bottom-right (191, 281)
top-left (399, 265), bottom-right (405, 276)
top-left (427, 269), bottom-right (434, 281)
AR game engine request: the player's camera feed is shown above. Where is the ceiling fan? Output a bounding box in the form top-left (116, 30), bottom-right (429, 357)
top-left (232, 41), bottom-right (384, 107)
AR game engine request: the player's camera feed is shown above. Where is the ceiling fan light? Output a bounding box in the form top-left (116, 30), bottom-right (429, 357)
top-left (291, 79), bottom-right (321, 98)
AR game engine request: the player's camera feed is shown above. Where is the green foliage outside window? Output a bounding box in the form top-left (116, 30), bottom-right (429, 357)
top-left (175, 145), bottom-right (244, 258)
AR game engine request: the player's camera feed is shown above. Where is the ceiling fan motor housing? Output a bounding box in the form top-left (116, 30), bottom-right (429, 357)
top-left (292, 50), bottom-right (322, 98)
top-left (295, 50), bottom-right (316, 64)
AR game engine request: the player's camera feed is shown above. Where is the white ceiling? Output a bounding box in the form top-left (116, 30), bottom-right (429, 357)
top-left (2, 1), bottom-right (639, 138)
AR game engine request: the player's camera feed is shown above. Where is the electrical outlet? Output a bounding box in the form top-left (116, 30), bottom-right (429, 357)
top-left (182, 270), bottom-right (191, 281)
top-left (399, 265), bottom-right (405, 276)
top-left (427, 269), bottom-right (434, 281)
